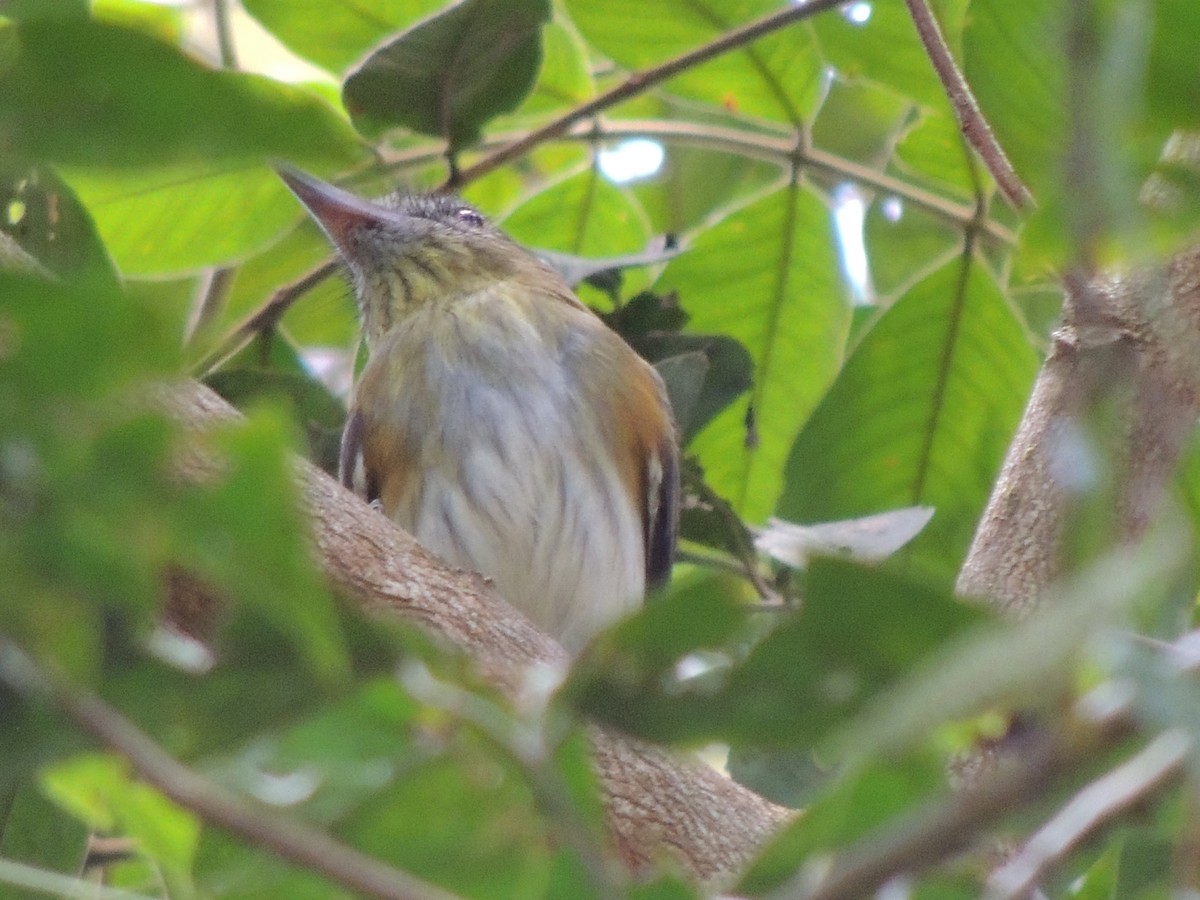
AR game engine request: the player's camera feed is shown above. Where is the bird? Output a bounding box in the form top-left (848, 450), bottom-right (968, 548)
top-left (277, 167), bottom-right (678, 652)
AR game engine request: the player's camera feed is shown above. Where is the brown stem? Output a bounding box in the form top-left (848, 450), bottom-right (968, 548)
top-left (194, 258), bottom-right (340, 376)
top-left (903, 0), bottom-right (1034, 210)
top-left (447, 0), bottom-right (851, 189)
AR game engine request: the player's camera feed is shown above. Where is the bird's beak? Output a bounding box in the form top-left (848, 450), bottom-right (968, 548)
top-left (275, 165), bottom-right (390, 252)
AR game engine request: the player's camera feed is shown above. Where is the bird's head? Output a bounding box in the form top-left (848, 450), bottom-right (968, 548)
top-left (277, 166), bottom-right (541, 343)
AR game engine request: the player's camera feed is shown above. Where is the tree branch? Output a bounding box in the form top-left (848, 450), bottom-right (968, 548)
top-left (903, 0), bottom-right (1033, 210)
top-left (382, 120), bottom-right (1017, 245)
top-left (796, 700), bottom-right (1132, 900)
top-left (194, 258), bottom-right (340, 377)
top-left (958, 245), bottom-right (1200, 614)
top-left (154, 380), bottom-right (791, 882)
top-left (0, 637), bottom-right (460, 900)
top-left (986, 729), bottom-right (1189, 899)
top-left (446, 0), bottom-right (851, 189)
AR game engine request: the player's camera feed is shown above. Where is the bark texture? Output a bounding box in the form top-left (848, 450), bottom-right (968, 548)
top-left (157, 379), bottom-right (790, 883)
top-left (958, 247), bottom-right (1200, 614)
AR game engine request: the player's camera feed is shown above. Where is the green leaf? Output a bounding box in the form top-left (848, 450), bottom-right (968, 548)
top-left (812, 0), bottom-right (947, 108)
top-left (177, 410), bottom-right (350, 684)
top-left (0, 19), bottom-right (363, 169)
top-left (738, 753), bottom-right (946, 896)
top-left (632, 139), bottom-right (781, 238)
top-left (242, 0), bottom-right (446, 74)
top-left (567, 559), bottom-right (984, 747)
top-left (343, 0), bottom-right (551, 150)
top-left (963, 0), bottom-right (1066, 266)
top-left (811, 78), bottom-right (914, 166)
top-left (654, 352), bottom-right (709, 441)
top-left (205, 367), bottom-right (346, 473)
top-left (0, 166), bottom-right (118, 287)
top-left (608, 296), bottom-right (753, 445)
top-left (566, 0), bottom-right (824, 125)
top-left (501, 169), bottom-right (650, 257)
top-left (1146, 0), bottom-right (1200, 131)
top-left (0, 0), bottom-right (88, 18)
top-left (892, 109), bottom-right (979, 202)
top-left (0, 782), bottom-right (89, 896)
top-left (1066, 840), bottom-right (1121, 899)
top-left (862, 196), bottom-right (963, 303)
top-left (662, 184), bottom-right (849, 521)
top-left (42, 753), bottom-right (199, 888)
top-left (779, 255), bottom-right (1039, 587)
top-left (835, 532), bottom-right (1186, 762)
top-left (63, 165), bottom-right (314, 277)
top-left (512, 17), bottom-right (594, 116)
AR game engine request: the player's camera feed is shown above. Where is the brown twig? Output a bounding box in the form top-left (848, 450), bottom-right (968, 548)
top-left (384, 120), bottom-right (1018, 245)
top-left (903, 0), bottom-right (1034, 210)
top-left (446, 0), bottom-right (851, 189)
top-left (194, 258), bottom-right (340, 376)
top-left (798, 694), bottom-right (1135, 900)
top-left (986, 729), bottom-right (1189, 899)
top-left (0, 636), bottom-right (461, 900)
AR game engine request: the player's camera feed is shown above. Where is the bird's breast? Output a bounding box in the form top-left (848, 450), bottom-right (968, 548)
top-left (354, 288), bottom-right (648, 650)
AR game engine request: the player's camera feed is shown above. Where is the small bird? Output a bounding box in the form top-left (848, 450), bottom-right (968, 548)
top-left (277, 168), bottom-right (678, 651)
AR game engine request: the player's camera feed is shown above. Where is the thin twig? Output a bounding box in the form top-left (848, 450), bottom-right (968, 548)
top-left (689, 477), bottom-right (782, 605)
top-left (903, 0), bottom-right (1033, 210)
top-left (185, 265), bottom-right (237, 348)
top-left (986, 729), bottom-right (1189, 900)
top-left (447, 0), bottom-right (851, 189)
top-left (212, 0), bottom-right (238, 70)
top-left (1063, 0), bottom-right (1103, 272)
top-left (798, 706), bottom-right (1134, 900)
top-left (0, 637), bottom-right (461, 900)
top-left (195, 258), bottom-right (340, 376)
top-left (0, 858), bottom-right (156, 900)
top-left (383, 120), bottom-right (1018, 245)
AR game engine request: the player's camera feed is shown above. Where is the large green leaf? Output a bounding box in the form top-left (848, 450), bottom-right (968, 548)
top-left (566, 0), bottom-right (824, 126)
top-left (811, 0), bottom-right (947, 109)
top-left (242, 0), bottom-right (445, 73)
top-left (660, 184), bottom-right (849, 521)
top-left (778, 254), bottom-right (1039, 587)
top-left (42, 753), bottom-right (200, 892)
top-left (62, 165), bottom-right (313, 277)
top-left (343, 0), bottom-right (550, 150)
top-left (499, 168), bottom-right (650, 257)
top-left (963, 0), bottom-right (1066, 272)
top-left (1146, 0), bottom-right (1200, 131)
top-left (0, 19), bottom-right (363, 169)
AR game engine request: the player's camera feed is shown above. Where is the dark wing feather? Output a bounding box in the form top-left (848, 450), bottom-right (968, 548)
top-left (339, 407), bottom-right (379, 503)
top-left (645, 435), bottom-right (679, 589)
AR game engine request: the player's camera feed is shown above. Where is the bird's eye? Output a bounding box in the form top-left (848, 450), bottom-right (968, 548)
top-left (456, 207), bottom-right (485, 227)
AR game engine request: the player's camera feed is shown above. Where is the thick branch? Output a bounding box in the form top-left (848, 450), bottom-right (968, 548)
top-left (958, 246), bottom-right (1200, 614)
top-left (156, 380), bottom-right (789, 882)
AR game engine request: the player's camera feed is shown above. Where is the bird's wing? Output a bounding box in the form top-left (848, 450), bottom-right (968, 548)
top-left (339, 407), bottom-right (379, 504)
top-left (644, 428), bottom-right (679, 589)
